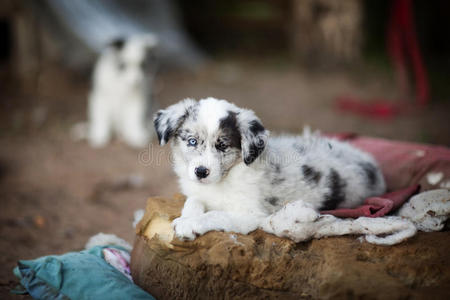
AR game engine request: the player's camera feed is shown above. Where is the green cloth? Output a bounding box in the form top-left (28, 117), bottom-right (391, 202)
top-left (13, 246), bottom-right (154, 300)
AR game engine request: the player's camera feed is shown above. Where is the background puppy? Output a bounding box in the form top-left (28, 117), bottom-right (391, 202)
top-left (155, 97), bottom-right (386, 240)
top-left (88, 34), bottom-right (158, 148)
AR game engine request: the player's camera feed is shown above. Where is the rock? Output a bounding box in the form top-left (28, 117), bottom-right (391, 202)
top-left (131, 195), bottom-right (450, 299)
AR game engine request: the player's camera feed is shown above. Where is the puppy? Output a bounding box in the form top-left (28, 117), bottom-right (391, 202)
top-left (154, 97), bottom-right (386, 240)
top-left (88, 34), bottom-right (158, 148)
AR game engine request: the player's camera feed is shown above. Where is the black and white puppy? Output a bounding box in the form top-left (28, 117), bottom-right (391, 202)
top-left (88, 34), bottom-right (158, 148)
top-left (154, 97), bottom-right (386, 240)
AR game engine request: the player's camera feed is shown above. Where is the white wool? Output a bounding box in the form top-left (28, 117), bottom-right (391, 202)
top-left (260, 189), bottom-right (450, 245)
top-left (133, 209), bottom-right (145, 228)
top-left (426, 172), bottom-right (443, 185)
top-left (85, 232), bottom-right (132, 251)
top-left (440, 180), bottom-right (450, 189)
top-left (396, 189), bottom-right (450, 232)
top-left (259, 200), bottom-right (417, 246)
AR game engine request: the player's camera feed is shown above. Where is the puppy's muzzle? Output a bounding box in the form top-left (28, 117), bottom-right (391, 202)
top-left (195, 166), bottom-right (210, 179)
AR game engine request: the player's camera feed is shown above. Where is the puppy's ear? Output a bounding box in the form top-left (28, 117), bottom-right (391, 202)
top-left (110, 38), bottom-right (125, 51)
top-left (154, 98), bottom-right (197, 145)
top-left (237, 108), bottom-right (269, 165)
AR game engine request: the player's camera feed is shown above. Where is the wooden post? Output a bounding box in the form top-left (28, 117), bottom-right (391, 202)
top-left (290, 0), bottom-right (363, 67)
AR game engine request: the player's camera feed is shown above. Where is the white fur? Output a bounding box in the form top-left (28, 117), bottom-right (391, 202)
top-left (88, 34), bottom-right (158, 148)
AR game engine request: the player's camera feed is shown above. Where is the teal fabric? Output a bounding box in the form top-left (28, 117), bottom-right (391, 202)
top-left (13, 246), bottom-right (154, 300)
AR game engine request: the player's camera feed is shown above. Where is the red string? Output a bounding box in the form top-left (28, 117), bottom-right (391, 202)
top-left (337, 0), bottom-right (430, 118)
top-left (388, 0), bottom-right (430, 105)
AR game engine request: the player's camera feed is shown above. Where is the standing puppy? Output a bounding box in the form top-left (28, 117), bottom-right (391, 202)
top-left (88, 34), bottom-right (158, 148)
top-left (154, 98), bottom-right (386, 240)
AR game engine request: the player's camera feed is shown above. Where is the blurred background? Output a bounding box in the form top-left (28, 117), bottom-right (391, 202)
top-left (0, 0), bottom-right (449, 297)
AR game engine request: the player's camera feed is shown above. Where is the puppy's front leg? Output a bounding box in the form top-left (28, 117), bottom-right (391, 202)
top-left (88, 95), bottom-right (112, 148)
top-left (180, 197), bottom-right (205, 218)
top-left (172, 210), bottom-right (263, 241)
top-left (172, 197), bottom-right (205, 240)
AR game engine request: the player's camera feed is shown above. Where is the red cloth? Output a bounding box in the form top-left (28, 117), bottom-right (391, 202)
top-left (321, 184), bottom-right (420, 218)
top-left (321, 134), bottom-right (450, 218)
top-left (347, 136), bottom-right (450, 192)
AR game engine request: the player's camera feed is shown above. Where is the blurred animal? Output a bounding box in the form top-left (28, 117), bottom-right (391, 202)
top-left (154, 97), bottom-right (386, 240)
top-left (88, 34), bottom-right (158, 148)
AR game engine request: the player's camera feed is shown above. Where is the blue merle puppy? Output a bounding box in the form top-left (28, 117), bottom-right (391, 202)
top-left (154, 97), bottom-right (386, 240)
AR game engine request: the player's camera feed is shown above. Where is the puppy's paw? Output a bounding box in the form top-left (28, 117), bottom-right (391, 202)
top-left (172, 217), bottom-right (201, 241)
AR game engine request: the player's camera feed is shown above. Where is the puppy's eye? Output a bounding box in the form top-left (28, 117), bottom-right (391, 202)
top-left (256, 138), bottom-right (265, 148)
top-left (216, 141), bottom-right (229, 152)
top-left (188, 138), bottom-right (198, 146)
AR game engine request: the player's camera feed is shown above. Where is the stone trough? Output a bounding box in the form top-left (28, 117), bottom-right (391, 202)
top-left (131, 194), bottom-right (450, 299)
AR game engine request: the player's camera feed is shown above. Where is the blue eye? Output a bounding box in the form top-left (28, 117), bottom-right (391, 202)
top-left (188, 138), bottom-right (198, 146)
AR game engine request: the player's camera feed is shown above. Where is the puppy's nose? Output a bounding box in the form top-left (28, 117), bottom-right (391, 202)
top-left (195, 166), bottom-right (210, 179)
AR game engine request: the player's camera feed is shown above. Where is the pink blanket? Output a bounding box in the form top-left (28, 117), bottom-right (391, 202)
top-left (321, 184), bottom-right (420, 218)
top-left (321, 134), bottom-right (450, 218)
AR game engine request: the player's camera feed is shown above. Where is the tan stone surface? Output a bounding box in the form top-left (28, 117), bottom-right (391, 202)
top-left (131, 195), bottom-right (450, 299)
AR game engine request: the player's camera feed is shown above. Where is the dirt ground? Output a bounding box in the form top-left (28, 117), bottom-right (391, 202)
top-left (0, 59), bottom-right (449, 298)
